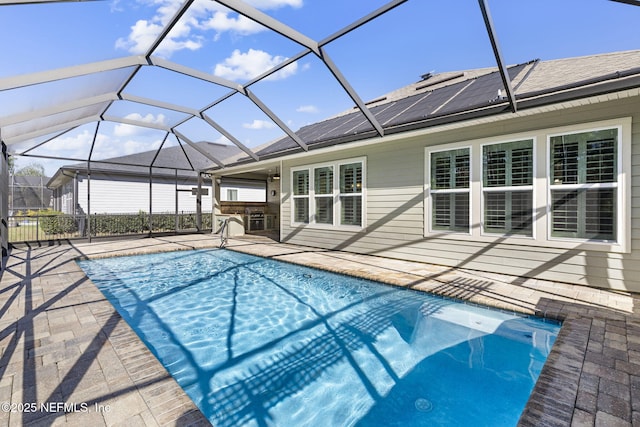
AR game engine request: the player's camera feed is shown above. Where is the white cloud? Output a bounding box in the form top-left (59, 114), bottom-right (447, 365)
top-left (44, 129), bottom-right (94, 155)
top-left (201, 11), bottom-right (265, 39)
top-left (245, 0), bottom-right (303, 9)
top-left (116, 0), bottom-right (303, 57)
top-left (115, 19), bottom-right (164, 54)
top-left (214, 135), bottom-right (231, 145)
top-left (214, 48), bottom-right (298, 81)
top-left (243, 119), bottom-right (276, 130)
top-left (296, 105), bottom-right (318, 114)
top-left (114, 113), bottom-right (166, 137)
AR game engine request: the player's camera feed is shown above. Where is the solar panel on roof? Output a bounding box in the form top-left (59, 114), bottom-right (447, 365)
top-left (435, 63), bottom-right (528, 116)
top-left (313, 111), bottom-right (372, 143)
top-left (385, 79), bottom-right (474, 127)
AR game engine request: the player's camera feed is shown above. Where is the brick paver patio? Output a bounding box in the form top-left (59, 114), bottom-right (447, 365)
top-left (0, 234), bottom-right (638, 426)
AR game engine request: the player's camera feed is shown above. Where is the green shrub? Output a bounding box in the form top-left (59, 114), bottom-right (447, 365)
top-left (39, 210), bottom-right (78, 235)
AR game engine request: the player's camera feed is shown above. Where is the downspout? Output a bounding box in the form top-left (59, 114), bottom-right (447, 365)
top-left (174, 169), bottom-right (178, 233)
top-left (149, 167), bottom-right (153, 237)
top-left (279, 159), bottom-right (283, 243)
top-left (196, 172), bottom-right (203, 232)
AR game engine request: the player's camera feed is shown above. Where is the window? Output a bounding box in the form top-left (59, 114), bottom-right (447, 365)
top-left (291, 158), bottom-right (365, 228)
top-left (340, 163), bottom-right (363, 226)
top-left (292, 170), bottom-right (309, 224)
top-left (549, 128), bottom-right (618, 240)
top-left (429, 148), bottom-right (470, 232)
top-left (226, 189), bottom-right (238, 201)
top-left (482, 140), bottom-right (533, 236)
top-left (314, 166), bottom-right (333, 224)
top-left (425, 120), bottom-right (629, 252)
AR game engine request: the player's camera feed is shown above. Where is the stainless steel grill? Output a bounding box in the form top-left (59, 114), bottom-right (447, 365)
top-left (245, 207), bottom-right (265, 231)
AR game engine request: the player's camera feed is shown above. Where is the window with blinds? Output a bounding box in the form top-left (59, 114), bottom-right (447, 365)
top-left (482, 140), bottom-right (533, 236)
top-left (429, 148), bottom-right (470, 232)
top-left (292, 169), bottom-right (309, 224)
top-left (339, 162), bottom-right (363, 226)
top-left (314, 166), bottom-right (333, 224)
top-left (291, 158), bottom-right (365, 228)
top-left (550, 128), bottom-right (617, 240)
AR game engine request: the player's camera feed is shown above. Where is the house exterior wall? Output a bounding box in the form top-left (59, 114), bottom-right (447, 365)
top-left (70, 173), bottom-right (213, 214)
top-left (279, 93), bottom-right (640, 292)
top-left (219, 179), bottom-right (266, 202)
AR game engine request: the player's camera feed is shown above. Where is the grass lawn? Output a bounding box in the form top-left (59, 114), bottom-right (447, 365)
top-left (8, 225), bottom-right (46, 242)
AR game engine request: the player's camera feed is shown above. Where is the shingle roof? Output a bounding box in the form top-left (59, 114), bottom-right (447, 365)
top-left (223, 50), bottom-right (640, 166)
top-left (47, 141), bottom-right (241, 187)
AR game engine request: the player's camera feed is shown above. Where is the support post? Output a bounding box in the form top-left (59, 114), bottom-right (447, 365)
top-left (196, 172), bottom-right (203, 232)
top-left (86, 163), bottom-right (91, 243)
top-left (174, 169), bottom-right (178, 233)
top-left (149, 167), bottom-right (153, 236)
top-left (212, 175), bottom-right (221, 233)
top-left (1, 142), bottom-right (9, 267)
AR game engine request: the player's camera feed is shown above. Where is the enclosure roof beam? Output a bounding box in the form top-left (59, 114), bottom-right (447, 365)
top-left (245, 88), bottom-right (308, 151)
top-left (478, 0), bottom-right (517, 113)
top-left (319, 47), bottom-right (384, 137)
top-left (120, 93), bottom-right (201, 117)
top-left (215, 0), bottom-right (320, 55)
top-left (319, 0), bottom-right (408, 47)
top-left (173, 129), bottom-right (225, 169)
top-left (0, 0), bottom-right (104, 5)
top-left (144, 0), bottom-right (195, 58)
top-left (150, 57), bottom-right (244, 93)
top-left (18, 126), bottom-right (79, 155)
top-left (2, 116), bottom-right (100, 145)
top-left (200, 112), bottom-right (259, 161)
top-left (0, 93), bottom-right (118, 127)
top-left (102, 115), bottom-right (171, 132)
top-left (610, 0), bottom-right (640, 5)
top-left (0, 56), bottom-right (147, 91)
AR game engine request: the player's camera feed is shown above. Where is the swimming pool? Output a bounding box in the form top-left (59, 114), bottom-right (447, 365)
top-left (78, 249), bottom-right (560, 426)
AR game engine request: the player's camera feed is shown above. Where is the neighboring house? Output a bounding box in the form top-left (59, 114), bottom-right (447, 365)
top-left (9, 175), bottom-right (52, 212)
top-left (213, 50), bottom-right (640, 292)
top-left (47, 142), bottom-right (242, 215)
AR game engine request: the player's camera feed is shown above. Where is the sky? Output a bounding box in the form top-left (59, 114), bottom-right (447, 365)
top-left (0, 0), bottom-right (639, 176)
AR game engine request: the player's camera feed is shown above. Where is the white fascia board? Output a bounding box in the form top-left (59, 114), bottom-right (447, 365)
top-left (0, 56), bottom-right (147, 91)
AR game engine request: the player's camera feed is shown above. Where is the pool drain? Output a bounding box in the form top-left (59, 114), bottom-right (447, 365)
top-left (414, 398), bottom-right (433, 413)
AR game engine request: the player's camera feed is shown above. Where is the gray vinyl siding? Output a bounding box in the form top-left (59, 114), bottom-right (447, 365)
top-left (76, 174), bottom-right (213, 214)
top-left (281, 94), bottom-right (640, 292)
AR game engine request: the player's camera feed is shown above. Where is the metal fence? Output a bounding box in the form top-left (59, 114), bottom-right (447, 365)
top-left (8, 211), bottom-right (213, 243)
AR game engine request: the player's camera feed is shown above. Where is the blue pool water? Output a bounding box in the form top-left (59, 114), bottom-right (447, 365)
top-left (78, 249), bottom-right (560, 427)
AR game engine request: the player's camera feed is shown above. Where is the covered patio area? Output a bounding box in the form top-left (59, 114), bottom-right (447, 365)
top-left (0, 235), bottom-right (638, 426)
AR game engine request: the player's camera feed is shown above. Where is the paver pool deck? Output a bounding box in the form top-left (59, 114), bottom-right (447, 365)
top-left (0, 234), bottom-right (638, 426)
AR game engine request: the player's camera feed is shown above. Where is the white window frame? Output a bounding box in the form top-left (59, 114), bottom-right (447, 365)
top-left (290, 156), bottom-right (366, 230)
top-left (424, 117), bottom-right (631, 253)
top-left (546, 123), bottom-right (626, 248)
top-left (291, 169), bottom-right (310, 224)
top-left (480, 138), bottom-right (536, 239)
top-left (226, 189), bottom-right (238, 201)
top-left (425, 145), bottom-right (472, 234)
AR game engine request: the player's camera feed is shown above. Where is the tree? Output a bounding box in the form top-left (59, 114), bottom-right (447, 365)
top-left (15, 162), bottom-right (46, 177)
top-left (8, 156), bottom-right (15, 175)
